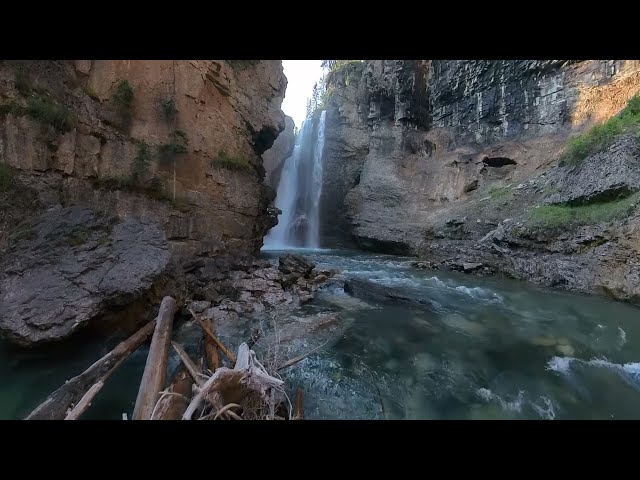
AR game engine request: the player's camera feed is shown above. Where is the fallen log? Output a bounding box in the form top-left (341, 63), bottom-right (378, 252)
top-left (293, 388), bottom-right (304, 420)
top-left (190, 309), bottom-right (236, 365)
top-left (26, 319), bottom-right (157, 420)
top-left (182, 342), bottom-right (284, 420)
top-left (171, 342), bottom-right (203, 386)
top-left (202, 318), bottom-right (220, 372)
top-left (153, 368), bottom-right (193, 420)
top-left (132, 296), bottom-right (177, 420)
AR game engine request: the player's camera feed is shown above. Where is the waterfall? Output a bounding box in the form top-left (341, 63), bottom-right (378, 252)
top-left (264, 110), bottom-right (327, 249)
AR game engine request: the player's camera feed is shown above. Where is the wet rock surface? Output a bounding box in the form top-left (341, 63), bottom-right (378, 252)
top-left (344, 278), bottom-right (437, 310)
top-left (181, 253), bottom-right (336, 342)
top-left (320, 59), bottom-right (640, 303)
top-left (0, 206), bottom-right (171, 345)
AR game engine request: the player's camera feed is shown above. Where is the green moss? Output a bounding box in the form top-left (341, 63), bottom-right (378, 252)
top-left (2, 95), bottom-right (77, 133)
top-left (560, 94), bottom-right (640, 165)
top-left (528, 192), bottom-right (640, 229)
top-left (112, 80), bottom-right (134, 124)
top-left (25, 94), bottom-right (77, 133)
top-left (130, 141), bottom-right (152, 183)
top-left (98, 233), bottom-right (109, 246)
top-left (210, 149), bottom-right (254, 173)
top-left (488, 185), bottom-right (512, 199)
top-left (158, 130), bottom-right (189, 163)
top-left (9, 225), bottom-right (36, 243)
top-left (94, 174), bottom-right (191, 208)
top-left (67, 225), bottom-right (90, 246)
top-left (0, 162), bottom-right (15, 191)
top-left (161, 97), bottom-right (177, 122)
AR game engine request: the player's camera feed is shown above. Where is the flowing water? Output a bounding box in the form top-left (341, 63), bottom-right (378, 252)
top-left (263, 111), bottom-right (327, 249)
top-left (2, 249), bottom-right (640, 420)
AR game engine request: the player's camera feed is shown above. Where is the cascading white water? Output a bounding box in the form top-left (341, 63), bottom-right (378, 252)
top-left (263, 110), bottom-right (327, 249)
top-left (307, 110), bottom-right (326, 248)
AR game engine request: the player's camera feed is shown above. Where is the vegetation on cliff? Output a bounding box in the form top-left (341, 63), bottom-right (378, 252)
top-left (211, 149), bottom-right (254, 173)
top-left (561, 94), bottom-right (640, 165)
top-left (528, 192), bottom-right (640, 230)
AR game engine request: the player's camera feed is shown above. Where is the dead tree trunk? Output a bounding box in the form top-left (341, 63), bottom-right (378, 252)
top-left (171, 342), bottom-right (203, 386)
top-left (293, 388), bottom-right (304, 420)
top-left (203, 318), bottom-right (220, 371)
top-left (190, 309), bottom-right (236, 365)
top-left (153, 368), bottom-right (193, 420)
top-left (26, 320), bottom-right (157, 420)
top-left (132, 296), bottom-right (177, 420)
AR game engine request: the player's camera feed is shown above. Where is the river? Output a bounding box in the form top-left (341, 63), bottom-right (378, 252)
top-left (2, 249), bottom-right (640, 419)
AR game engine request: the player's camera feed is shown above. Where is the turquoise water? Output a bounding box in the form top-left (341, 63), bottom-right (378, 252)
top-left (2, 248), bottom-right (640, 420)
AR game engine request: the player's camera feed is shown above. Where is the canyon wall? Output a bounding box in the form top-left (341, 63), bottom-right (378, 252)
top-left (321, 60), bottom-right (640, 302)
top-left (0, 60), bottom-right (287, 344)
top-left (0, 60), bottom-right (286, 258)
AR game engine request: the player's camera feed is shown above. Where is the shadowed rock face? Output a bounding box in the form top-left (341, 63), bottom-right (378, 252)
top-left (262, 115), bottom-right (295, 190)
top-left (0, 206), bottom-right (170, 345)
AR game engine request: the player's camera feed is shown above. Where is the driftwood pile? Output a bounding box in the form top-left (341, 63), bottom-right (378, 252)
top-left (26, 296), bottom-right (306, 420)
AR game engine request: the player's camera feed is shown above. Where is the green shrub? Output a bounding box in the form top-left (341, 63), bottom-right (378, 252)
top-left (130, 141), bottom-right (152, 183)
top-left (158, 130), bottom-right (189, 163)
top-left (113, 80), bottom-right (134, 122)
top-left (0, 162), bottom-right (14, 191)
top-left (210, 149), bottom-right (254, 173)
top-left (528, 192), bottom-right (640, 229)
top-left (25, 94), bottom-right (77, 132)
top-left (561, 94), bottom-right (640, 165)
top-left (161, 98), bottom-right (177, 121)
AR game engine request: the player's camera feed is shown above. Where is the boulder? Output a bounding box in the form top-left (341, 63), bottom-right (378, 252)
top-left (187, 301), bottom-right (211, 314)
top-left (0, 206), bottom-right (170, 346)
top-left (463, 262), bottom-right (484, 272)
top-left (278, 254), bottom-right (315, 277)
top-left (550, 134), bottom-right (640, 206)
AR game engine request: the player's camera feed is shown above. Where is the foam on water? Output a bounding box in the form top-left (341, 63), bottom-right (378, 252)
top-left (454, 285), bottom-right (503, 302)
top-left (618, 327), bottom-right (627, 347)
top-left (546, 356), bottom-right (574, 374)
top-left (476, 388), bottom-right (525, 413)
top-left (531, 396), bottom-right (556, 420)
top-left (547, 356), bottom-right (640, 388)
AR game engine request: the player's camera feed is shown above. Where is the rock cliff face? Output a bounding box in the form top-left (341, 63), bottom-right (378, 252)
top-left (262, 115), bottom-right (295, 190)
top-left (0, 60), bottom-right (287, 344)
top-left (321, 60), bottom-right (640, 302)
top-left (0, 60), bottom-right (286, 258)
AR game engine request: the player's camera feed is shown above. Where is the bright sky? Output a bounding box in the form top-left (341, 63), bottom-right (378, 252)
top-left (281, 60), bottom-right (324, 129)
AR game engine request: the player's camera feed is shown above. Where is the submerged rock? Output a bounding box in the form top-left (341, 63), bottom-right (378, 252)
top-left (0, 206), bottom-right (170, 346)
top-left (344, 278), bottom-right (437, 310)
top-left (556, 344), bottom-right (575, 356)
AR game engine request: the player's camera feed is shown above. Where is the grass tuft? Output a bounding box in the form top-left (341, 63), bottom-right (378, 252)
top-left (561, 94), bottom-right (640, 165)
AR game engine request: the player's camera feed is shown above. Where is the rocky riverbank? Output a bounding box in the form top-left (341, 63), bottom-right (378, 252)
top-left (318, 60), bottom-right (640, 303)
